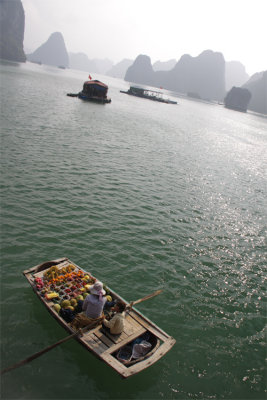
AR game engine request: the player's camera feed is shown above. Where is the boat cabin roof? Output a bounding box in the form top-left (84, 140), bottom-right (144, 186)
top-left (129, 86), bottom-right (163, 96)
top-left (84, 80), bottom-right (108, 90)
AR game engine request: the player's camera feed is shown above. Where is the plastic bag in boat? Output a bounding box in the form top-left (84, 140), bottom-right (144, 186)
top-left (132, 340), bottom-right (152, 359)
top-left (117, 345), bottom-right (132, 363)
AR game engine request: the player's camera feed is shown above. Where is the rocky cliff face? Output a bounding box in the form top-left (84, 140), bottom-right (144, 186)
top-left (0, 0), bottom-right (26, 62)
top-left (153, 59), bottom-right (177, 71)
top-left (125, 50), bottom-right (225, 101)
top-left (243, 71), bottom-right (267, 115)
top-left (224, 87), bottom-right (252, 112)
top-left (164, 50), bottom-right (225, 101)
top-left (69, 53), bottom-right (113, 75)
top-left (27, 32), bottom-right (69, 67)
top-left (225, 61), bottom-right (249, 91)
top-left (125, 55), bottom-right (155, 86)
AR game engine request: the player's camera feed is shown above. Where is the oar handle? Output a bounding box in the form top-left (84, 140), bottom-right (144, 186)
top-left (127, 289), bottom-right (163, 309)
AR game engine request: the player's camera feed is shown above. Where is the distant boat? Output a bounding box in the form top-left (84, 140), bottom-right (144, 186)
top-left (58, 65), bottom-right (66, 69)
top-left (120, 86), bottom-right (177, 104)
top-left (67, 80), bottom-right (111, 104)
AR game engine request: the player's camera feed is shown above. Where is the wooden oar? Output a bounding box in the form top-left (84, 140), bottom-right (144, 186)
top-left (0, 323), bottom-right (93, 376)
top-left (1, 289), bottom-right (163, 375)
top-left (127, 289), bottom-right (163, 309)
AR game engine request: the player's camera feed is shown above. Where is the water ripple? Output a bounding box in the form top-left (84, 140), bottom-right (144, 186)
top-left (1, 62), bottom-right (266, 400)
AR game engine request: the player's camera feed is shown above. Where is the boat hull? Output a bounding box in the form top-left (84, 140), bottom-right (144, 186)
top-left (120, 89), bottom-right (177, 105)
top-left (78, 92), bottom-right (111, 103)
top-left (23, 258), bottom-right (175, 378)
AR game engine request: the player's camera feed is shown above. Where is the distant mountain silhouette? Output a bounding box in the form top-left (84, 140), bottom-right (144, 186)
top-left (153, 59), bottom-right (176, 71)
top-left (243, 71), bottom-right (267, 114)
top-left (27, 32), bottom-right (69, 67)
top-left (125, 50), bottom-right (225, 101)
top-left (69, 52), bottom-right (97, 72)
top-left (224, 87), bottom-right (251, 112)
top-left (166, 50), bottom-right (225, 100)
top-left (0, 0), bottom-right (26, 62)
top-left (69, 52), bottom-right (113, 75)
top-left (125, 54), bottom-right (155, 86)
top-left (92, 58), bottom-right (113, 75)
top-left (225, 61), bottom-right (249, 91)
top-left (106, 59), bottom-right (133, 78)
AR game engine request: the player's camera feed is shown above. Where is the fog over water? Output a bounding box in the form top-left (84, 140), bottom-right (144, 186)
top-left (22, 0), bottom-right (267, 75)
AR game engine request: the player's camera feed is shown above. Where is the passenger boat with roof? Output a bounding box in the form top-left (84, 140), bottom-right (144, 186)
top-left (67, 80), bottom-right (111, 103)
top-left (120, 86), bottom-right (177, 104)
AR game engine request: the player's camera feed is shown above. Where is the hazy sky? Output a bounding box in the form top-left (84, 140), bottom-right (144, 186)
top-left (22, 0), bottom-right (266, 76)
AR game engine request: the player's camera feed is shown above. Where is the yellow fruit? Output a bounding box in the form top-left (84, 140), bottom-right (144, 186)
top-left (83, 292), bottom-right (89, 299)
top-left (105, 295), bottom-right (112, 302)
top-left (76, 295), bottom-right (83, 301)
top-left (53, 304), bottom-right (61, 313)
top-left (61, 300), bottom-right (71, 308)
top-left (67, 306), bottom-right (74, 311)
top-left (80, 287), bottom-right (85, 292)
top-left (85, 284), bottom-right (92, 291)
top-left (70, 299), bottom-right (77, 306)
top-left (45, 292), bottom-right (59, 300)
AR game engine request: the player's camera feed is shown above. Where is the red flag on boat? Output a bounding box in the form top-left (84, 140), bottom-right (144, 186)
top-left (88, 74), bottom-right (92, 80)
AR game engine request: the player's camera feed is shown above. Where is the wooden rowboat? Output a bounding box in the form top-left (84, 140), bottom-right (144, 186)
top-left (23, 257), bottom-right (176, 378)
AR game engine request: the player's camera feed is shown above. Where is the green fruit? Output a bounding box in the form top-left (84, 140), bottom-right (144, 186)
top-left (61, 299), bottom-right (71, 308)
top-left (76, 295), bottom-right (83, 301)
top-left (83, 292), bottom-right (89, 299)
top-left (53, 304), bottom-right (61, 313)
top-left (70, 299), bottom-right (77, 306)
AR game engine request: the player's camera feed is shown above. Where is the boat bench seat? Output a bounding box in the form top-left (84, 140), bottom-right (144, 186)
top-left (100, 329), bottom-right (124, 344)
top-left (100, 313), bottom-right (145, 344)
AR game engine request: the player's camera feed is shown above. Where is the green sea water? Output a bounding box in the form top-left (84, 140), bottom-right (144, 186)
top-left (0, 60), bottom-right (266, 400)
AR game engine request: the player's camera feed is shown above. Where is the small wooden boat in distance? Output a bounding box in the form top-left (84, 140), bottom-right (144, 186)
top-left (23, 258), bottom-right (175, 378)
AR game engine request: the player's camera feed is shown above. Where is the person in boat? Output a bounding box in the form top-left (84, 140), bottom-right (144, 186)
top-left (70, 281), bottom-right (107, 330)
top-left (102, 300), bottom-right (126, 335)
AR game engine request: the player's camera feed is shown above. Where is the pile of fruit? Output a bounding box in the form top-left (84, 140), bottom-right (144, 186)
top-left (33, 264), bottom-right (112, 314)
